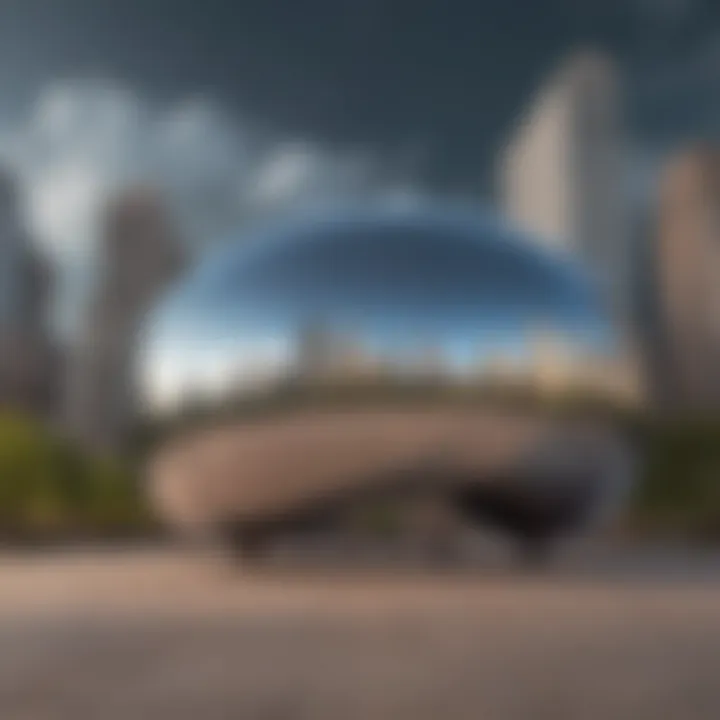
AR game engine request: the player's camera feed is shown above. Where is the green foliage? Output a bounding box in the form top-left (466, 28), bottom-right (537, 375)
top-left (627, 418), bottom-right (720, 542)
top-left (9, 404), bottom-right (720, 544)
top-left (0, 413), bottom-right (152, 541)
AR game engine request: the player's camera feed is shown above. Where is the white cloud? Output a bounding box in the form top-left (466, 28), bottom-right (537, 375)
top-left (0, 80), bottom-right (401, 337)
top-left (251, 142), bottom-right (376, 208)
top-left (253, 144), bottom-right (323, 203)
top-left (141, 334), bottom-right (294, 414)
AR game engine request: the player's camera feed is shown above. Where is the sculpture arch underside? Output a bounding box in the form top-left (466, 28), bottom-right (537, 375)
top-left (148, 407), bottom-right (633, 556)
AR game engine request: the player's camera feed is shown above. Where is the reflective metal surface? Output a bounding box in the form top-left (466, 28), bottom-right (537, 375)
top-left (140, 205), bottom-right (634, 416)
top-left (139, 205), bottom-right (637, 553)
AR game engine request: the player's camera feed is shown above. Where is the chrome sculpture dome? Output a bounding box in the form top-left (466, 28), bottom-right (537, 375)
top-left (139, 205), bottom-right (632, 417)
top-left (139, 204), bottom-right (637, 559)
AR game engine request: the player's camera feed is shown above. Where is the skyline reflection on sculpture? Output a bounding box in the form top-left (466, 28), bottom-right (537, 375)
top-left (140, 206), bottom-right (633, 415)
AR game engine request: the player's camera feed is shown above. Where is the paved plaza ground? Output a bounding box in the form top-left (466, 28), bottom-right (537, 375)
top-left (2, 545), bottom-right (720, 719)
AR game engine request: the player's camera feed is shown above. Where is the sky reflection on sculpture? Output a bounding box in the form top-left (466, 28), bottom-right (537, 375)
top-left (140, 206), bottom-right (616, 413)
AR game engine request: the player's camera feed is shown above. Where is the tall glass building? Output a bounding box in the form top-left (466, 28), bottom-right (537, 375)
top-left (0, 170), bottom-right (56, 417)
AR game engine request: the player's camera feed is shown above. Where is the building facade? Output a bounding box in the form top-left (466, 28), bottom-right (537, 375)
top-left (66, 187), bottom-right (186, 452)
top-left (653, 148), bottom-right (720, 412)
top-left (499, 49), bottom-right (629, 324)
top-left (0, 170), bottom-right (58, 419)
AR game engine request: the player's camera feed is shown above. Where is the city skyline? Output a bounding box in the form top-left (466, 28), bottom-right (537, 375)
top-left (141, 321), bottom-right (636, 417)
top-left (0, 39), bottom-right (715, 430)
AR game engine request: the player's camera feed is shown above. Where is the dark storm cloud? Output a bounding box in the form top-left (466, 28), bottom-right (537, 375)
top-left (0, 0), bottom-right (719, 187)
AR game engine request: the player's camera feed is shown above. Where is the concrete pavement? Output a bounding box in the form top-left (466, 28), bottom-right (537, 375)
top-left (2, 547), bottom-right (720, 719)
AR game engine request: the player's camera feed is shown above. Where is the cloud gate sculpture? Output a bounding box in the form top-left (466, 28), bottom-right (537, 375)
top-left (139, 205), bottom-right (638, 563)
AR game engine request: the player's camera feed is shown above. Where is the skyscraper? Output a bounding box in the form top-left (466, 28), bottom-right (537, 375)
top-left (67, 187), bottom-right (185, 452)
top-left (0, 174), bottom-right (24, 330)
top-left (0, 170), bottom-right (58, 418)
top-left (653, 147), bottom-right (720, 412)
top-left (0, 172), bottom-right (52, 330)
top-left (499, 49), bottom-right (629, 323)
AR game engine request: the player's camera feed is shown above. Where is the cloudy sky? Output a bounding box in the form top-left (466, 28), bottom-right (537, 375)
top-left (0, 82), bottom-right (405, 334)
top-left (0, 0), bottom-right (718, 334)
